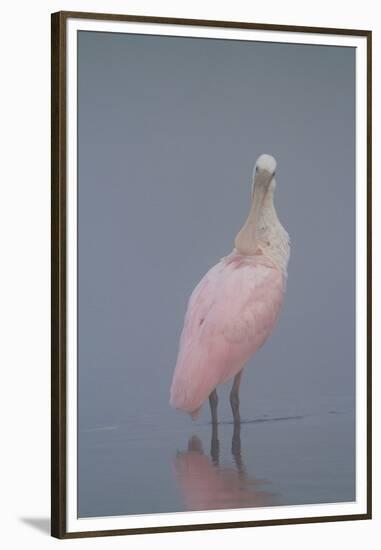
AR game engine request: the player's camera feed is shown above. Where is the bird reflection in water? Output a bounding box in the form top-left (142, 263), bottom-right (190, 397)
top-left (173, 422), bottom-right (277, 511)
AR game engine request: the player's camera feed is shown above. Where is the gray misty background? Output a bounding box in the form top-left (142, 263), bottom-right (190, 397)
top-left (77, 31), bottom-right (356, 518)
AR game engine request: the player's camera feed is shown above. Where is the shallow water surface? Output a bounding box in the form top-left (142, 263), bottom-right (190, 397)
top-left (78, 368), bottom-right (355, 518)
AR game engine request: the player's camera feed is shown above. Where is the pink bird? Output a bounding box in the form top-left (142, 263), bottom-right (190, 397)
top-left (170, 154), bottom-right (290, 423)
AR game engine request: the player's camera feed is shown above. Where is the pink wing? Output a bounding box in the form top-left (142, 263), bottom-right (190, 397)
top-left (170, 252), bottom-right (285, 416)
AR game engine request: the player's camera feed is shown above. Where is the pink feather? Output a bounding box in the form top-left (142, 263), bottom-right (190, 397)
top-left (170, 250), bottom-right (285, 417)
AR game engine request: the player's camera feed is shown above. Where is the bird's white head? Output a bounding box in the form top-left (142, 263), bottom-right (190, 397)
top-left (235, 153), bottom-right (277, 256)
top-left (251, 154), bottom-right (277, 196)
top-left (254, 153), bottom-right (277, 177)
top-left (235, 153), bottom-right (289, 273)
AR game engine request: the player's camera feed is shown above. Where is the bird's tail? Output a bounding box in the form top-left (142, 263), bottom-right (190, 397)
top-left (190, 406), bottom-right (202, 420)
top-left (169, 379), bottom-right (204, 419)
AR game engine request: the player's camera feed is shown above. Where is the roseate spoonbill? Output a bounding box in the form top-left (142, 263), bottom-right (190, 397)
top-left (170, 154), bottom-right (290, 423)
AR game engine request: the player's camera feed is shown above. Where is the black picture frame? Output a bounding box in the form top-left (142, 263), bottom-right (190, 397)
top-left (51, 10), bottom-right (372, 539)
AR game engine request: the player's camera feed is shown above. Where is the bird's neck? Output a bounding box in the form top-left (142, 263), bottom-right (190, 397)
top-left (257, 188), bottom-right (290, 276)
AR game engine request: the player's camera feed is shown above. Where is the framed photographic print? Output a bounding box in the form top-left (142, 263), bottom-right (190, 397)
top-left (51, 11), bottom-right (372, 539)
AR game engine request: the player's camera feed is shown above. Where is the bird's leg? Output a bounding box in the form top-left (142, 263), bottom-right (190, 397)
top-left (230, 370), bottom-right (243, 424)
top-left (232, 419), bottom-right (245, 476)
top-left (210, 420), bottom-right (220, 466)
top-left (209, 388), bottom-right (219, 425)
